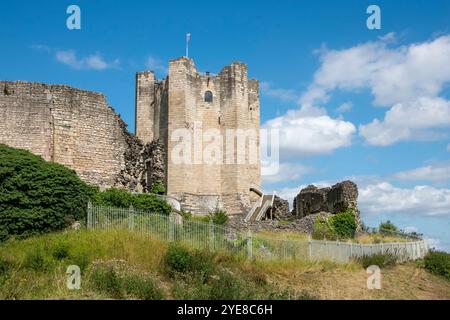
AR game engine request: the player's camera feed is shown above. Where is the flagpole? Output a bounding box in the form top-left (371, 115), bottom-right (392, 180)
top-left (186, 33), bottom-right (190, 58)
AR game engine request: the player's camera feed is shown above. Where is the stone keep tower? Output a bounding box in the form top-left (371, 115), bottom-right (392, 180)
top-left (135, 57), bottom-right (261, 215)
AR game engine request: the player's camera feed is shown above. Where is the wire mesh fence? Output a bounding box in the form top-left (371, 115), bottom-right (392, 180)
top-left (87, 203), bottom-right (429, 263)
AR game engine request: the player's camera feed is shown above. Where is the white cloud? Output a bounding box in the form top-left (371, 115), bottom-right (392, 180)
top-left (360, 96), bottom-right (450, 145)
top-left (264, 113), bottom-right (356, 157)
top-left (300, 34), bottom-right (450, 146)
top-left (359, 182), bottom-right (450, 217)
top-left (393, 162), bottom-right (450, 184)
top-left (336, 102), bottom-right (353, 113)
top-left (260, 82), bottom-right (299, 102)
top-left (304, 34), bottom-right (450, 107)
top-left (263, 162), bottom-right (313, 184)
top-left (55, 50), bottom-right (119, 70)
top-left (145, 56), bottom-right (167, 74)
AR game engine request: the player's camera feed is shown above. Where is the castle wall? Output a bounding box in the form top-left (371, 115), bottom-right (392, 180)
top-left (0, 81), bottom-right (146, 191)
top-left (164, 58), bottom-right (261, 215)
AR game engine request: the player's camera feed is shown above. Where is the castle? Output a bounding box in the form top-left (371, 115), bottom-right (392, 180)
top-left (0, 57), bottom-right (262, 215)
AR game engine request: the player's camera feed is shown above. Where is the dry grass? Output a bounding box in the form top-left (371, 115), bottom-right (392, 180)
top-left (255, 230), bottom-right (410, 244)
top-left (263, 262), bottom-right (450, 300)
top-left (0, 229), bottom-right (448, 300)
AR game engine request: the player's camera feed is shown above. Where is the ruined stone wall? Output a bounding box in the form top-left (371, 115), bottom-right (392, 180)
top-left (0, 81), bottom-right (147, 191)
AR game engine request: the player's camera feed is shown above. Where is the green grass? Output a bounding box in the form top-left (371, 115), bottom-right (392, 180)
top-left (0, 228), bottom-right (447, 300)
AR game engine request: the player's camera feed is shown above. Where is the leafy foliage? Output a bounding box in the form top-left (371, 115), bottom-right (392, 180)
top-left (0, 144), bottom-right (96, 241)
top-left (311, 216), bottom-right (336, 240)
top-left (329, 209), bottom-right (357, 239)
top-left (91, 188), bottom-right (171, 215)
top-left (424, 250), bottom-right (450, 281)
top-left (312, 210), bottom-right (357, 240)
top-left (150, 181), bottom-right (165, 195)
top-left (203, 208), bottom-right (229, 225)
top-left (379, 220), bottom-right (398, 233)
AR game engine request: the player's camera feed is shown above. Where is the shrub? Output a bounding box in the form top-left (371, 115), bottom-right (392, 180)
top-left (150, 181), bottom-right (165, 195)
top-left (52, 242), bottom-right (70, 260)
top-left (0, 145), bottom-right (96, 241)
top-left (312, 217), bottom-right (336, 240)
top-left (180, 210), bottom-right (192, 220)
top-left (164, 243), bottom-right (215, 281)
top-left (90, 262), bottom-right (164, 300)
top-left (164, 243), bottom-right (193, 274)
top-left (424, 250), bottom-right (450, 281)
top-left (90, 265), bottom-right (123, 299)
top-left (204, 209), bottom-right (229, 225)
top-left (133, 193), bottom-right (171, 215)
top-left (329, 209), bottom-right (357, 239)
top-left (122, 274), bottom-right (164, 300)
top-left (0, 257), bottom-right (13, 276)
top-left (92, 188), bottom-right (171, 215)
top-left (379, 220), bottom-right (398, 233)
top-left (358, 253), bottom-right (397, 269)
top-left (24, 249), bottom-right (53, 271)
top-left (191, 250), bottom-right (216, 282)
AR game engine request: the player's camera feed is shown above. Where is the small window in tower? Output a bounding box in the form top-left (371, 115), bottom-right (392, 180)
top-left (204, 91), bottom-right (213, 103)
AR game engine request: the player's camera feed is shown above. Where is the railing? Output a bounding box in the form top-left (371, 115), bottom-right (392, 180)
top-left (87, 203), bottom-right (429, 263)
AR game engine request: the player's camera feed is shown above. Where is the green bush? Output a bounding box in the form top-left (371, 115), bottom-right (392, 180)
top-left (52, 242), bottom-right (70, 260)
top-left (122, 274), bottom-right (164, 300)
top-left (180, 210), bottom-right (193, 220)
top-left (164, 243), bottom-right (193, 274)
top-left (90, 263), bottom-right (164, 299)
top-left (204, 209), bottom-right (229, 225)
top-left (24, 249), bottom-right (53, 272)
top-left (164, 243), bottom-right (215, 281)
top-left (150, 181), bottom-right (165, 195)
top-left (379, 220), bottom-right (398, 233)
top-left (312, 217), bottom-right (336, 240)
top-left (0, 145), bottom-right (96, 241)
top-left (90, 265), bottom-right (123, 299)
top-left (358, 253), bottom-right (397, 269)
top-left (92, 188), bottom-right (171, 215)
top-left (329, 209), bottom-right (357, 239)
top-left (0, 257), bottom-right (13, 276)
top-left (312, 210), bottom-right (356, 240)
top-left (424, 250), bottom-right (450, 281)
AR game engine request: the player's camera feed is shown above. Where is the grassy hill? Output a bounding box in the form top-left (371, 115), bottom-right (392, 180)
top-left (0, 229), bottom-right (448, 300)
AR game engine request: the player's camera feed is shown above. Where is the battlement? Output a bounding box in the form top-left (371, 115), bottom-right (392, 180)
top-left (135, 57), bottom-right (261, 215)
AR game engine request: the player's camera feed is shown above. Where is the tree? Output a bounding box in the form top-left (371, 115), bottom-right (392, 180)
top-left (0, 144), bottom-right (96, 241)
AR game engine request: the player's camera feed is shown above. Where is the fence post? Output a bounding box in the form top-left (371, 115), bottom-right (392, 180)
top-left (308, 235), bottom-right (312, 260)
top-left (128, 205), bottom-right (134, 231)
top-left (209, 219), bottom-right (215, 251)
top-left (247, 230), bottom-right (253, 260)
top-left (169, 214), bottom-right (175, 242)
top-left (87, 201), bottom-right (92, 229)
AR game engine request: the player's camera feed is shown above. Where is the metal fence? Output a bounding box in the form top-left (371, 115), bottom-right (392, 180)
top-left (87, 203), bottom-right (428, 263)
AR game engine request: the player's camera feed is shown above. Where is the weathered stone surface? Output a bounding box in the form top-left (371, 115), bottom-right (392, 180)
top-left (135, 57), bottom-right (261, 214)
top-left (291, 180), bottom-right (361, 226)
top-left (141, 139), bottom-right (166, 192)
top-left (0, 81), bottom-right (166, 193)
top-left (271, 195), bottom-right (291, 219)
top-left (227, 212), bottom-right (332, 234)
top-left (291, 185), bottom-right (329, 218)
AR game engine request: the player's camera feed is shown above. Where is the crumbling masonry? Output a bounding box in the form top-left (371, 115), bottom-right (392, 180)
top-left (0, 57), bottom-right (262, 215)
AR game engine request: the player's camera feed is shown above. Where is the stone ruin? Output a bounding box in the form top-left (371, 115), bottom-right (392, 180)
top-left (292, 180), bottom-right (361, 226)
top-left (228, 180), bottom-right (361, 234)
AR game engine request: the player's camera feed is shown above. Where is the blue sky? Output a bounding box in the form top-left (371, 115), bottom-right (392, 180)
top-left (1, 0), bottom-right (449, 250)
